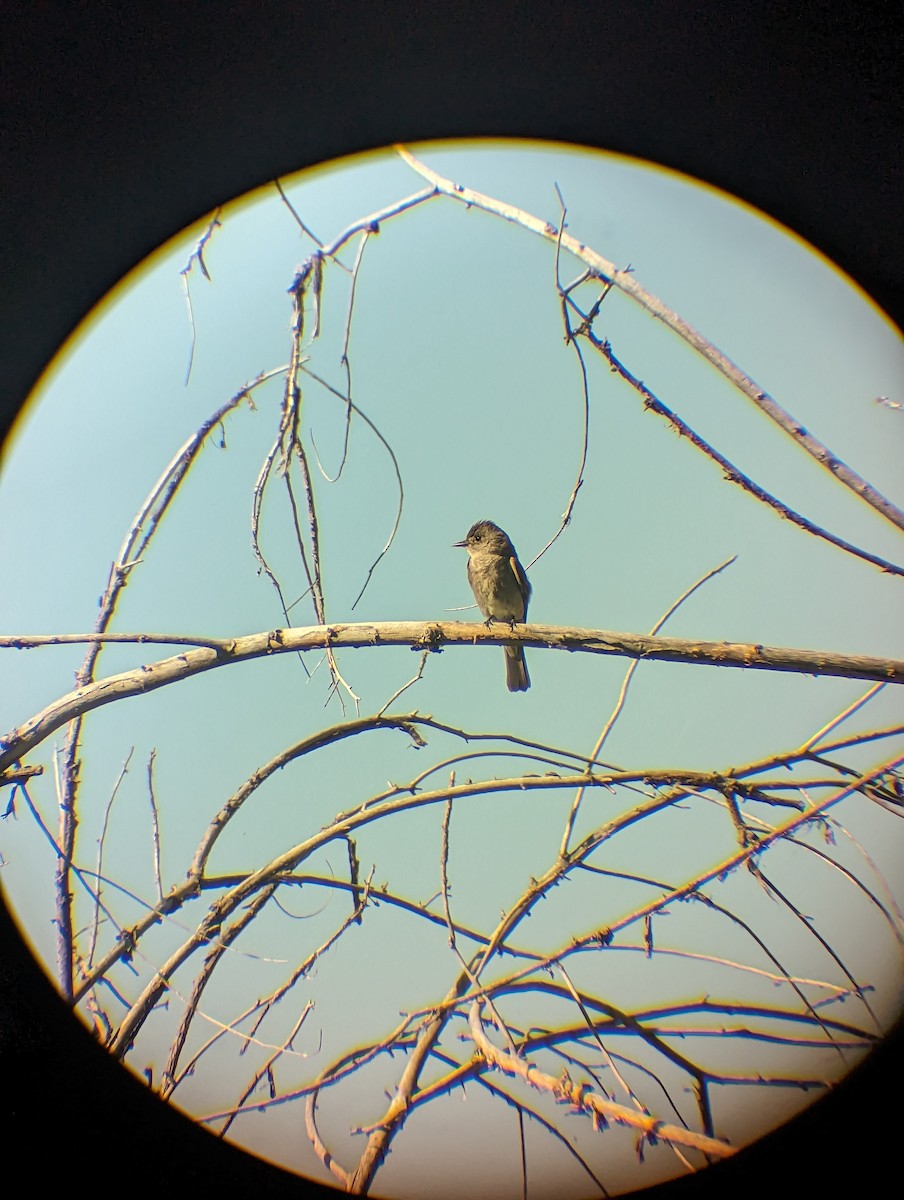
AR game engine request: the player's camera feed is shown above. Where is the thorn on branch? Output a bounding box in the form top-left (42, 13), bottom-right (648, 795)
top-left (346, 837), bottom-right (362, 925)
top-left (117, 927), bottom-right (137, 962)
top-left (644, 914), bottom-right (654, 958)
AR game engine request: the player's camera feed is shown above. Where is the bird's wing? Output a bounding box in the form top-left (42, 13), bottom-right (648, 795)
top-left (508, 555), bottom-right (532, 616)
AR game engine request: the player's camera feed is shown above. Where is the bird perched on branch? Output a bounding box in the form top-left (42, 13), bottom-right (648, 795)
top-left (454, 520), bottom-right (532, 692)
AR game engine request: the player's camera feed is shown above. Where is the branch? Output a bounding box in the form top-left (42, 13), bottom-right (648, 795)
top-left (575, 322), bottom-right (904, 577)
top-left (49, 371), bottom-right (270, 995)
top-left (3, 622), bottom-right (901, 777)
top-left (466, 755), bottom-right (903, 1002)
top-left (467, 1002), bottom-right (734, 1160)
top-left (396, 145), bottom-right (904, 534)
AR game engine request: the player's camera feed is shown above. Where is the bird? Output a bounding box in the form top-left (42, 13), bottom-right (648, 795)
top-left (453, 520), bottom-right (532, 692)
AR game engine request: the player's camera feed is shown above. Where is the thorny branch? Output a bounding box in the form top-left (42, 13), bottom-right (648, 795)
top-left (569, 304), bottom-right (904, 577)
top-left (10, 670), bottom-right (900, 1193)
top-left (3, 153), bottom-right (901, 1199)
top-left (467, 1002), bottom-right (735, 1159)
top-left (50, 372), bottom-right (273, 996)
top-left (396, 144), bottom-right (904, 535)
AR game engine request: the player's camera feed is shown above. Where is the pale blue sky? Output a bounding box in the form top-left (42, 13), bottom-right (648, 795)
top-left (1, 141), bottom-right (902, 1197)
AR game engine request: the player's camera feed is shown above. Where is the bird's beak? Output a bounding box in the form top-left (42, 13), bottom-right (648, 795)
top-left (452, 539), bottom-right (467, 548)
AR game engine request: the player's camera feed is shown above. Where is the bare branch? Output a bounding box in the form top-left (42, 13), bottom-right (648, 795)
top-left (396, 145), bottom-right (904, 534)
top-left (525, 183), bottom-right (591, 567)
top-left (50, 371), bottom-right (272, 995)
top-left (86, 749), bottom-right (134, 968)
top-left (179, 206), bottom-right (223, 382)
top-left (301, 365), bottom-right (406, 611)
top-left (467, 1002), bottom-right (735, 1160)
top-left (274, 177), bottom-right (324, 247)
top-left (561, 555), bottom-right (737, 856)
top-left (575, 319), bottom-right (904, 577)
top-left (466, 755), bottom-right (904, 1001)
top-left (4, 621), bottom-right (901, 779)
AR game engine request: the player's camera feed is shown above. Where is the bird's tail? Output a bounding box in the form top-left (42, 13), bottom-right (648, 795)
top-left (505, 645), bottom-right (530, 692)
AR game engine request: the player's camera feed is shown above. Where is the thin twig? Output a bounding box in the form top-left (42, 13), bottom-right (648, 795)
top-left (147, 749), bottom-right (163, 903)
top-left (440, 793), bottom-right (455, 951)
top-left (179, 207), bottom-right (223, 383)
top-left (796, 683), bottom-right (887, 753)
top-left (87, 749), bottom-right (134, 969)
top-left (309, 229), bottom-right (373, 484)
top-left (274, 177), bottom-right (324, 248)
top-left (560, 555), bottom-right (737, 856)
top-left (301, 365), bottom-right (406, 611)
top-left (525, 183), bottom-right (591, 568)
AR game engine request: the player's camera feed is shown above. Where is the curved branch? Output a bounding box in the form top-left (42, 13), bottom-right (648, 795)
top-left (463, 754), bottom-right (904, 1003)
top-left (3, 622), bottom-right (902, 777)
top-left (51, 375), bottom-right (268, 995)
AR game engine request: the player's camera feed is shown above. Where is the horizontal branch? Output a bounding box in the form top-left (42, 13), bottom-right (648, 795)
top-left (2, 621), bottom-right (901, 775)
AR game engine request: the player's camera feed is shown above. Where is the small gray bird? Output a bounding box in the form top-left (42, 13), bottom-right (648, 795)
top-left (454, 520), bottom-right (532, 692)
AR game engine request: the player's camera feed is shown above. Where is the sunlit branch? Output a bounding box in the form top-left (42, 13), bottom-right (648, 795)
top-left (48, 375), bottom-right (268, 996)
top-left (219, 1001), bottom-right (315, 1134)
top-left (201, 872), bottom-right (544, 961)
top-left (158, 884), bottom-right (279, 1085)
top-left (4, 622), bottom-right (901, 779)
top-left (396, 145), bottom-right (904, 534)
top-left (573, 318), bottom-right (904, 577)
top-left (796, 682), bottom-right (888, 752)
top-left (465, 755), bottom-right (904, 1003)
top-left (146, 749), bottom-right (163, 904)
top-left (492, 989), bottom-right (876, 1053)
top-left (467, 1001), bottom-right (735, 1160)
